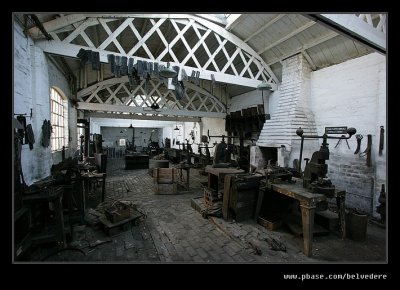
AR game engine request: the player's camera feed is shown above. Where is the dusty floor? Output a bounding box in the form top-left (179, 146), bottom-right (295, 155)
top-left (22, 158), bottom-right (386, 263)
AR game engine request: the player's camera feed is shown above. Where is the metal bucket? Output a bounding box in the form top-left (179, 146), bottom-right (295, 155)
top-left (346, 210), bottom-right (368, 241)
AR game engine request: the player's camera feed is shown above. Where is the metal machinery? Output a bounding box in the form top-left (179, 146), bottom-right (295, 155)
top-left (195, 135), bottom-right (214, 167)
top-left (296, 126), bottom-right (356, 196)
top-left (207, 130), bottom-right (239, 167)
top-left (180, 138), bottom-right (194, 164)
top-left (197, 135), bottom-right (212, 159)
top-left (147, 129), bottom-right (161, 156)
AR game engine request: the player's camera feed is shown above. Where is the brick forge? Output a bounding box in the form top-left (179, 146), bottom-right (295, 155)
top-left (254, 54), bottom-right (318, 169)
top-left (252, 53), bottom-right (380, 216)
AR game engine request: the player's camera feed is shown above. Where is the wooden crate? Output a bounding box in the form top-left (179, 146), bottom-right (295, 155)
top-left (153, 168), bottom-right (177, 194)
top-left (105, 202), bottom-right (131, 223)
top-left (257, 216), bottom-right (282, 231)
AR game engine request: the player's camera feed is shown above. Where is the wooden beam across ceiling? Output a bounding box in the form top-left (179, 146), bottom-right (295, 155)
top-left (86, 112), bottom-right (201, 122)
top-left (225, 14), bottom-right (245, 31)
top-left (307, 14), bottom-right (386, 54)
top-left (244, 14), bottom-right (285, 43)
top-left (257, 21), bottom-right (316, 55)
top-left (77, 102), bottom-right (226, 118)
top-left (267, 31), bottom-right (338, 66)
top-left (27, 14), bottom-right (86, 37)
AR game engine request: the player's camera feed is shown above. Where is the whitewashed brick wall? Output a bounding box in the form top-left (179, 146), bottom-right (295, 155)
top-left (14, 21), bottom-right (52, 185)
top-left (14, 20), bottom-right (74, 184)
top-left (310, 52), bottom-right (386, 216)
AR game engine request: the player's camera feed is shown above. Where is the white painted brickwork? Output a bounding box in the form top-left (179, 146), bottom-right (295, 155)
top-left (257, 54), bottom-right (317, 149)
top-left (311, 52), bottom-right (386, 216)
top-left (14, 21), bottom-right (52, 185)
top-left (14, 21), bottom-right (75, 185)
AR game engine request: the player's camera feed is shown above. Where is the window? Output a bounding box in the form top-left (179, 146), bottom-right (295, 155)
top-left (50, 87), bottom-right (68, 152)
top-left (119, 139), bottom-right (126, 146)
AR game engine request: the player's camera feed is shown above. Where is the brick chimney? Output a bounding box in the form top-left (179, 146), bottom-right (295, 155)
top-left (257, 54), bottom-right (317, 151)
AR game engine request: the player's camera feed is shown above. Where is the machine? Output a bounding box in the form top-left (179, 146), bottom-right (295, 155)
top-left (296, 126), bottom-right (356, 196)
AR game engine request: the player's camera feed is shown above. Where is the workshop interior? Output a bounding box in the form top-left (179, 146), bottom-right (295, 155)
top-left (13, 13), bottom-right (387, 263)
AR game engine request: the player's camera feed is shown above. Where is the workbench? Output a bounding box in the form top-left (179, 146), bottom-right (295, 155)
top-left (175, 164), bottom-right (192, 191)
top-left (81, 172), bottom-right (106, 203)
top-left (205, 165), bottom-right (245, 191)
top-left (255, 178), bottom-right (345, 257)
top-left (204, 165), bottom-right (244, 207)
top-left (22, 186), bottom-right (66, 247)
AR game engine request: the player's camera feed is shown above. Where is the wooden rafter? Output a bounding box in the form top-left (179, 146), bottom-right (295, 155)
top-left (307, 14), bottom-right (386, 54)
top-left (34, 14), bottom-right (279, 88)
top-left (267, 31), bottom-right (338, 66)
top-left (77, 77), bottom-right (226, 118)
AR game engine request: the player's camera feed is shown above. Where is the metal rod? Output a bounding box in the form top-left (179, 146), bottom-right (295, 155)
top-left (298, 137), bottom-right (304, 174)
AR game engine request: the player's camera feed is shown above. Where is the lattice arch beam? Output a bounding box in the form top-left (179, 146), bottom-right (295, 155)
top-left (32, 14), bottom-right (279, 89)
top-left (76, 77), bottom-right (227, 118)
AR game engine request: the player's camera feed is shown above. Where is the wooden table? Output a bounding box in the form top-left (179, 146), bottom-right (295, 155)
top-left (204, 165), bottom-right (245, 191)
top-left (81, 172), bottom-right (107, 203)
top-left (22, 186), bottom-right (66, 247)
top-left (204, 165), bottom-right (245, 207)
top-left (175, 164), bottom-right (192, 190)
top-left (255, 178), bottom-right (346, 257)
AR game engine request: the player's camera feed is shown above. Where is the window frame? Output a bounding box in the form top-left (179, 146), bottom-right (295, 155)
top-left (50, 87), bottom-right (68, 152)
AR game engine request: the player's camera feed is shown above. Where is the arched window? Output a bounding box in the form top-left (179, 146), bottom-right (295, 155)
top-left (50, 87), bottom-right (68, 152)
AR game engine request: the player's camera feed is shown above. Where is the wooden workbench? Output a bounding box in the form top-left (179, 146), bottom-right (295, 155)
top-left (204, 165), bottom-right (245, 191)
top-left (175, 164), bottom-right (192, 191)
top-left (255, 178), bottom-right (346, 257)
top-left (204, 165), bottom-right (245, 208)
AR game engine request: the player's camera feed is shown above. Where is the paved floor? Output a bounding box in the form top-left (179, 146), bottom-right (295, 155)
top-left (25, 158), bottom-right (386, 263)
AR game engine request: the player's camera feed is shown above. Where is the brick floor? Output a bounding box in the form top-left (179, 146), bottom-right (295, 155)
top-left (25, 158), bottom-right (386, 263)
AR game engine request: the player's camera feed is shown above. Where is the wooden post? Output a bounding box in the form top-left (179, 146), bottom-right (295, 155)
top-left (300, 201), bottom-right (316, 257)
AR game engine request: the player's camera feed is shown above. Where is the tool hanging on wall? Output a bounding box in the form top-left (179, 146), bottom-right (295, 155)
top-left (25, 123), bottom-right (35, 150)
top-left (379, 126), bottom-right (384, 156)
top-left (376, 184), bottom-right (386, 223)
top-left (354, 134), bottom-right (363, 154)
top-left (334, 135), bottom-right (350, 149)
top-left (16, 115), bottom-right (27, 144)
top-left (181, 68), bottom-right (188, 81)
top-left (41, 119), bottom-right (52, 148)
top-left (359, 134), bottom-right (372, 166)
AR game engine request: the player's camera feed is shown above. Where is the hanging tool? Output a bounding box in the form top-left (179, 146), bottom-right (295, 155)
top-left (354, 134), bottom-right (363, 154)
top-left (334, 135), bottom-right (350, 149)
top-left (379, 126), bottom-right (384, 156)
top-left (359, 134), bottom-right (372, 167)
top-left (41, 119), bottom-right (52, 148)
top-left (25, 124), bottom-right (35, 150)
top-left (376, 184), bottom-right (386, 223)
top-left (181, 68), bottom-right (188, 81)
